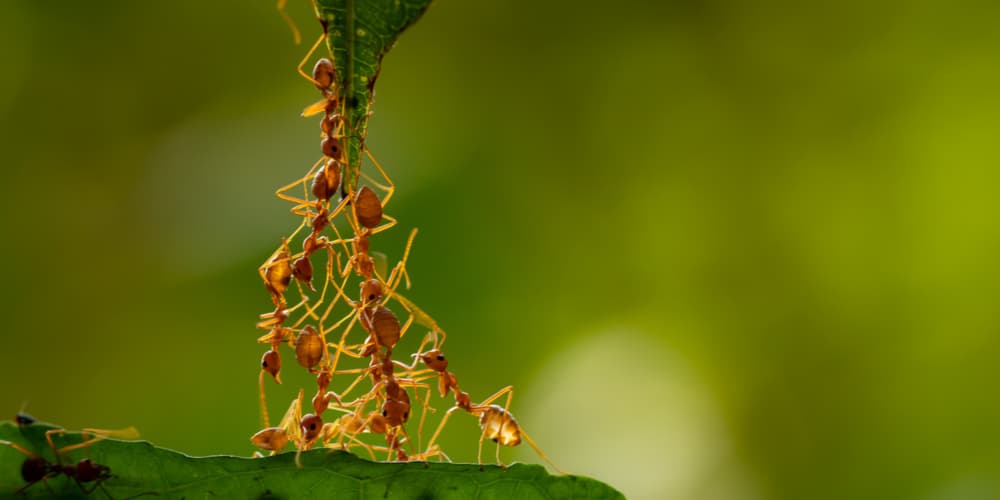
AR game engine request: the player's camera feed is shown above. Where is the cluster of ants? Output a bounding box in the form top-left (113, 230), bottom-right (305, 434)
top-left (249, 18), bottom-right (561, 473)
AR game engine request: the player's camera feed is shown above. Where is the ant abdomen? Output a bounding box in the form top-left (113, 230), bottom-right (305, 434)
top-left (311, 159), bottom-right (341, 201)
top-left (479, 405), bottom-right (522, 447)
top-left (366, 306), bottom-right (401, 349)
top-left (20, 456), bottom-right (47, 483)
top-left (263, 251), bottom-right (292, 297)
top-left (312, 58), bottom-right (335, 92)
top-left (294, 326), bottom-right (324, 371)
top-left (354, 186), bottom-right (383, 229)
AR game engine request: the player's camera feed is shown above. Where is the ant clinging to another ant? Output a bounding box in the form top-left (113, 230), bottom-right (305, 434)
top-left (250, 0), bottom-right (565, 475)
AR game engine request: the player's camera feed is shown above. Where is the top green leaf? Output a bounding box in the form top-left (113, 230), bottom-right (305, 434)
top-left (314, 0), bottom-right (432, 192)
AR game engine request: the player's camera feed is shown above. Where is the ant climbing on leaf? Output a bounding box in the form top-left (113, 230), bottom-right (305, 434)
top-left (0, 426), bottom-right (140, 497)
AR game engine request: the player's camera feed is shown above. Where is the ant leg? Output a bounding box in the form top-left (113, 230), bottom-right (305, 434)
top-left (44, 429), bottom-right (66, 462)
top-left (0, 439), bottom-right (40, 458)
top-left (328, 312), bottom-right (361, 373)
top-left (384, 229), bottom-right (418, 294)
top-left (388, 292), bottom-right (447, 348)
top-left (424, 406), bottom-right (462, 455)
top-left (477, 424), bottom-right (488, 469)
top-left (413, 384), bottom-right (434, 453)
top-left (276, 0), bottom-right (302, 45)
top-left (259, 369), bottom-right (271, 428)
top-left (477, 385), bottom-right (514, 408)
top-left (368, 213), bottom-right (398, 236)
top-left (77, 476), bottom-right (110, 497)
top-left (296, 33), bottom-right (328, 86)
top-left (275, 158), bottom-right (324, 213)
top-left (14, 478), bottom-right (53, 496)
top-left (50, 429), bottom-right (109, 456)
top-left (519, 428), bottom-right (566, 475)
top-left (364, 148), bottom-right (395, 207)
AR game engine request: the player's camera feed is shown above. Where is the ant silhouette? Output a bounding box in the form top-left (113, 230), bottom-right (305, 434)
top-left (0, 426), bottom-right (140, 497)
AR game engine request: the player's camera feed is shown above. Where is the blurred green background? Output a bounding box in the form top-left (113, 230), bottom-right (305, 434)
top-left (2, 1), bottom-right (1000, 499)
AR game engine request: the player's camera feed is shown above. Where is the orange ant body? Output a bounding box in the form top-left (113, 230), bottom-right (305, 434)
top-left (259, 2), bottom-right (561, 474)
top-left (422, 385), bottom-right (563, 473)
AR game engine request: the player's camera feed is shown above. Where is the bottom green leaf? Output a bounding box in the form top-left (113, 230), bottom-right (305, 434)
top-left (0, 422), bottom-right (622, 499)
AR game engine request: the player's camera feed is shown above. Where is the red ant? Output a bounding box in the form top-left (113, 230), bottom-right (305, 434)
top-left (0, 427), bottom-right (139, 497)
top-left (416, 361), bottom-right (564, 473)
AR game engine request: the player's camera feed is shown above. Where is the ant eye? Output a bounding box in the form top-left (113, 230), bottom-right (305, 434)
top-left (382, 410), bottom-right (388, 417)
top-left (436, 355), bottom-right (445, 361)
top-left (368, 294), bottom-right (375, 301)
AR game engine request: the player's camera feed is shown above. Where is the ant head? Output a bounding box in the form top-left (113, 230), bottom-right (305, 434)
top-left (312, 58), bottom-right (335, 92)
top-left (353, 186), bottom-right (383, 229)
top-left (360, 279), bottom-right (383, 305)
top-left (251, 427), bottom-right (289, 452)
top-left (322, 136), bottom-right (343, 161)
top-left (300, 414), bottom-right (324, 442)
top-left (294, 326), bottom-right (324, 371)
top-left (420, 350), bottom-right (448, 371)
top-left (20, 456), bottom-right (48, 483)
top-left (261, 350), bottom-right (281, 381)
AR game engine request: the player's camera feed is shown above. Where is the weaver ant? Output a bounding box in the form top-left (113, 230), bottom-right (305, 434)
top-left (0, 426), bottom-right (139, 497)
top-left (423, 384), bottom-right (564, 473)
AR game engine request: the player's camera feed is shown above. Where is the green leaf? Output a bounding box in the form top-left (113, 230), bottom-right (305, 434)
top-left (0, 422), bottom-right (623, 499)
top-left (313, 0), bottom-right (432, 192)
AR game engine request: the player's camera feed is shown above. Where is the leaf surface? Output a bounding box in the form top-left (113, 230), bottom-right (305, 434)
top-left (312, 0), bottom-right (432, 192)
top-left (0, 422), bottom-right (623, 499)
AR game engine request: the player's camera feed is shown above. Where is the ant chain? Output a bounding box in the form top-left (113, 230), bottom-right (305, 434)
top-left (252, 6), bottom-right (558, 472)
